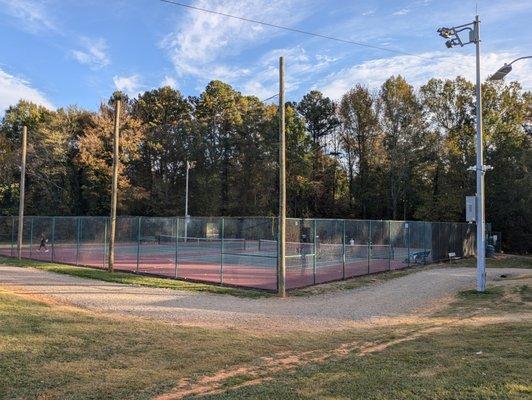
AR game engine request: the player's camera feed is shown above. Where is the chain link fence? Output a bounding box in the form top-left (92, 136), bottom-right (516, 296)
top-left (0, 216), bottom-right (477, 291)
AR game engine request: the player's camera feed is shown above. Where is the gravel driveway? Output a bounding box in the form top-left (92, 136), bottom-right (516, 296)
top-left (0, 265), bottom-right (527, 331)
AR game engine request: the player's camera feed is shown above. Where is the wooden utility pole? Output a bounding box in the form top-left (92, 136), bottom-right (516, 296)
top-left (108, 93), bottom-right (122, 272)
top-left (278, 56), bottom-right (286, 297)
top-left (17, 125), bottom-right (27, 259)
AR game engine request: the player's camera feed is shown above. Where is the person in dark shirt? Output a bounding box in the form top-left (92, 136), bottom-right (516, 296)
top-left (38, 233), bottom-right (49, 253)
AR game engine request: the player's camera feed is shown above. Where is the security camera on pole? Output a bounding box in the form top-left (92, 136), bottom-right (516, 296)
top-left (437, 15), bottom-right (487, 292)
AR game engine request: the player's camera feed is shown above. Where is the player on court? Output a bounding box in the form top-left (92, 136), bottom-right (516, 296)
top-left (38, 233), bottom-right (49, 252)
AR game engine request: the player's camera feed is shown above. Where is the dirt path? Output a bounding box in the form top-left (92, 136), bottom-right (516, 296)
top-left (0, 265), bottom-right (528, 331)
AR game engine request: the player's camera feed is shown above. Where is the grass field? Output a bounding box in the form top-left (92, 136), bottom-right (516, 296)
top-left (0, 266), bottom-right (530, 399)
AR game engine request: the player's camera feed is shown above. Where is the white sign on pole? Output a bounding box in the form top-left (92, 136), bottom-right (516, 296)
top-left (466, 196), bottom-right (476, 222)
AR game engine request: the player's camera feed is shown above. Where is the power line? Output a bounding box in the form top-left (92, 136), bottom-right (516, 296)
top-left (261, 93), bottom-right (278, 102)
top-left (159, 0), bottom-right (422, 58)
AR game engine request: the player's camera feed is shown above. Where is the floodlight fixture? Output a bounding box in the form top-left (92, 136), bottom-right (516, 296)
top-left (437, 27), bottom-right (454, 38)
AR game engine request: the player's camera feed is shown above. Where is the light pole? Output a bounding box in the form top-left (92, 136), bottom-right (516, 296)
top-left (108, 92), bottom-right (123, 272)
top-left (278, 56), bottom-right (286, 298)
top-left (184, 160), bottom-right (195, 242)
top-left (437, 15), bottom-right (487, 292)
top-left (488, 56), bottom-right (532, 81)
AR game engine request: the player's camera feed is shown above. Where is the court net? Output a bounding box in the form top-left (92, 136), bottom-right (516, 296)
top-left (258, 239), bottom-right (393, 259)
top-left (156, 235), bottom-right (247, 250)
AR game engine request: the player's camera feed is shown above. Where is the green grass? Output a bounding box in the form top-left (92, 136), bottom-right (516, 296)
top-left (0, 288), bottom-right (320, 400)
top-left (0, 274), bottom-right (530, 399)
top-left (0, 256), bottom-right (272, 299)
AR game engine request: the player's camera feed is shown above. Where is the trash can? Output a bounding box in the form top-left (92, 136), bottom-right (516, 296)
top-left (486, 244), bottom-right (495, 258)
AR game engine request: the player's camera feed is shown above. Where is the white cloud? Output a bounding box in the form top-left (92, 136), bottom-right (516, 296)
top-left (0, 0), bottom-right (56, 33)
top-left (392, 8), bottom-right (410, 16)
top-left (0, 68), bottom-right (54, 113)
top-left (113, 75), bottom-right (143, 97)
top-left (161, 75), bottom-right (177, 88)
top-left (161, 0), bottom-right (308, 82)
top-left (319, 51), bottom-right (532, 99)
top-left (239, 46), bottom-right (339, 99)
top-left (71, 38), bottom-right (110, 69)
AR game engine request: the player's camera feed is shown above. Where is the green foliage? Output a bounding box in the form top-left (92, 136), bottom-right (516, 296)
top-left (0, 77), bottom-right (530, 252)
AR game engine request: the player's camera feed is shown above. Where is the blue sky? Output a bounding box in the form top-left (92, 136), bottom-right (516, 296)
top-left (1, 0), bottom-right (531, 113)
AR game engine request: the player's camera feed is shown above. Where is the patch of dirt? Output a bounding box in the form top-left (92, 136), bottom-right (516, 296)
top-left (0, 285), bottom-right (73, 308)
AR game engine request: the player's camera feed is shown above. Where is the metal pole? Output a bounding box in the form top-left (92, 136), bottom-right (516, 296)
top-left (174, 217), bottom-right (179, 278)
top-left (278, 56), bottom-right (287, 297)
top-left (103, 219), bottom-right (108, 268)
top-left (136, 216), bottom-right (141, 273)
top-left (313, 219), bottom-right (317, 285)
top-left (220, 217), bottom-right (224, 285)
top-left (29, 217), bottom-right (33, 258)
top-left (367, 221), bottom-right (371, 275)
top-left (51, 217), bottom-right (55, 262)
top-left (76, 217), bottom-right (81, 266)
top-left (10, 217), bottom-right (15, 257)
top-left (108, 94), bottom-right (122, 272)
top-left (388, 220), bottom-right (391, 271)
top-left (184, 162), bottom-right (190, 242)
top-left (474, 15), bottom-right (486, 292)
top-left (406, 222), bottom-right (410, 267)
top-left (342, 220), bottom-right (346, 280)
top-left (17, 125), bottom-right (27, 259)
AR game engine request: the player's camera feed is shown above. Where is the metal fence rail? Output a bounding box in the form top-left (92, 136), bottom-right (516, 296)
top-left (0, 216), bottom-right (477, 291)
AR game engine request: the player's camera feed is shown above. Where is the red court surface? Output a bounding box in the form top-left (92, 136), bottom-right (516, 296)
top-left (0, 242), bottom-right (415, 291)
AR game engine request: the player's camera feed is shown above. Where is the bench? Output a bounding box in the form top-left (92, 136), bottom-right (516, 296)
top-left (404, 250), bottom-right (430, 264)
top-left (448, 252), bottom-right (460, 262)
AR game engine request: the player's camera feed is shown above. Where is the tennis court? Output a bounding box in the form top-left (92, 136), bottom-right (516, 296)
top-left (0, 216), bottom-right (476, 290)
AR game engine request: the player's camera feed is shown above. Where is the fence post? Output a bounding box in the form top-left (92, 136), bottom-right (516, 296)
top-left (342, 219), bottom-right (346, 280)
top-left (51, 217), bottom-right (55, 262)
top-left (175, 217), bottom-right (179, 279)
top-left (29, 217), bottom-right (33, 258)
top-left (10, 216), bottom-right (15, 257)
top-left (423, 222), bottom-right (434, 264)
top-left (76, 218), bottom-right (81, 266)
top-left (313, 219), bottom-right (317, 285)
top-left (136, 216), bottom-right (141, 273)
top-left (388, 220), bottom-right (391, 271)
top-left (220, 217), bottom-right (224, 285)
top-left (103, 218), bottom-right (108, 268)
top-left (406, 222), bottom-right (410, 267)
top-left (367, 220), bottom-right (372, 275)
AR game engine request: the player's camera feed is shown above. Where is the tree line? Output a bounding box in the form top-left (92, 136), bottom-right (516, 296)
top-left (0, 76), bottom-right (530, 252)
